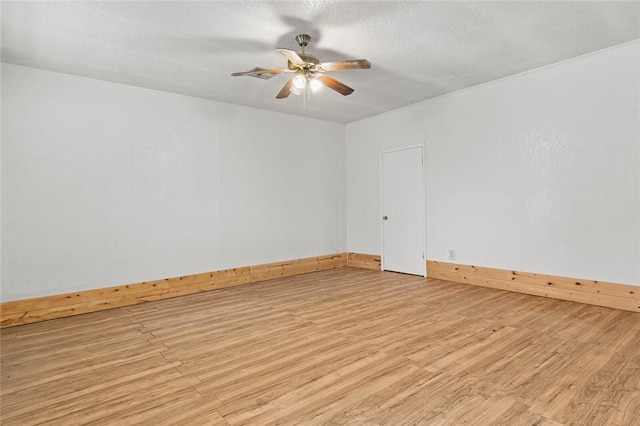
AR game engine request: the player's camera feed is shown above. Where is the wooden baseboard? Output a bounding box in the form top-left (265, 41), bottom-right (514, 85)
top-left (427, 260), bottom-right (639, 313)
top-left (6, 254), bottom-right (633, 327)
top-left (0, 253), bottom-right (347, 328)
top-left (347, 252), bottom-right (381, 270)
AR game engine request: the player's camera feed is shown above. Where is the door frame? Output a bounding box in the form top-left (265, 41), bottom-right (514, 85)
top-left (380, 144), bottom-right (427, 277)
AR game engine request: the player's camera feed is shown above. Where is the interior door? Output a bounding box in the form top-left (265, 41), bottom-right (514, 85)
top-left (381, 145), bottom-right (426, 276)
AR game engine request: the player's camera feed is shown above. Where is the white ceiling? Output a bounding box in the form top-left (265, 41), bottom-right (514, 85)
top-left (2, 1), bottom-right (639, 123)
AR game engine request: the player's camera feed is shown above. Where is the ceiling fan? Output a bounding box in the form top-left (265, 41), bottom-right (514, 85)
top-left (231, 34), bottom-right (371, 99)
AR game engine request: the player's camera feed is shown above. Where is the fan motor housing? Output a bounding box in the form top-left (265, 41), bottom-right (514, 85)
top-left (287, 53), bottom-right (320, 70)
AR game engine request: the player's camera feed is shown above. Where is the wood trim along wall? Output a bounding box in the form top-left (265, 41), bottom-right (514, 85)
top-left (427, 260), bottom-right (640, 313)
top-left (5, 253), bottom-right (635, 327)
top-left (347, 252), bottom-right (381, 270)
top-left (0, 253), bottom-right (347, 328)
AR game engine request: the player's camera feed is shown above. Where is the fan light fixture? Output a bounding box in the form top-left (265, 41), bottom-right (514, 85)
top-left (309, 77), bottom-right (322, 93)
top-left (290, 72), bottom-right (322, 95)
top-left (293, 73), bottom-right (307, 89)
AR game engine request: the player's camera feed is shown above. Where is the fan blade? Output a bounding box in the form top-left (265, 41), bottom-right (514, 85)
top-left (277, 48), bottom-right (305, 66)
top-left (318, 59), bottom-right (371, 72)
top-left (231, 67), bottom-right (290, 79)
top-left (316, 75), bottom-right (354, 96)
top-left (276, 76), bottom-right (295, 99)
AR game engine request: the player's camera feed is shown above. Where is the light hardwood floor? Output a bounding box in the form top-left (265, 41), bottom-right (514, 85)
top-left (1, 267), bottom-right (639, 425)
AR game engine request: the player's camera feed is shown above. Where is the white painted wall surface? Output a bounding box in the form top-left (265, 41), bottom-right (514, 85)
top-left (1, 64), bottom-right (346, 301)
top-left (347, 41), bottom-right (640, 286)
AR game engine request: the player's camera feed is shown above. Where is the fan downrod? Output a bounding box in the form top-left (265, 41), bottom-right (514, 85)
top-left (295, 34), bottom-right (311, 55)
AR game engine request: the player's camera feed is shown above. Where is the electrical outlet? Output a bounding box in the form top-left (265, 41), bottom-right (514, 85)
top-left (448, 250), bottom-right (456, 261)
top-left (364, 243), bottom-right (368, 249)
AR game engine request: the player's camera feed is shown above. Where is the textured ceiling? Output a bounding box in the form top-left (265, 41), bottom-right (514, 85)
top-left (2, 1), bottom-right (639, 123)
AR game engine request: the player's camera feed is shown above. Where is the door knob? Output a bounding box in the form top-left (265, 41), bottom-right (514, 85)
top-left (382, 216), bottom-right (388, 220)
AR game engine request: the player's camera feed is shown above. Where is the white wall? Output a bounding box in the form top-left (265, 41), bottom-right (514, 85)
top-left (3, 40), bottom-right (638, 302)
top-left (1, 64), bottom-right (346, 301)
top-left (347, 41), bottom-right (640, 286)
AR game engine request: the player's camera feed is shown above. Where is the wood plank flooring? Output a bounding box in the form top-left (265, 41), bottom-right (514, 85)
top-left (2, 267), bottom-right (639, 425)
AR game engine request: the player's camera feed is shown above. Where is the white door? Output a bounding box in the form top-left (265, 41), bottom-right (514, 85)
top-left (381, 146), bottom-right (426, 276)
